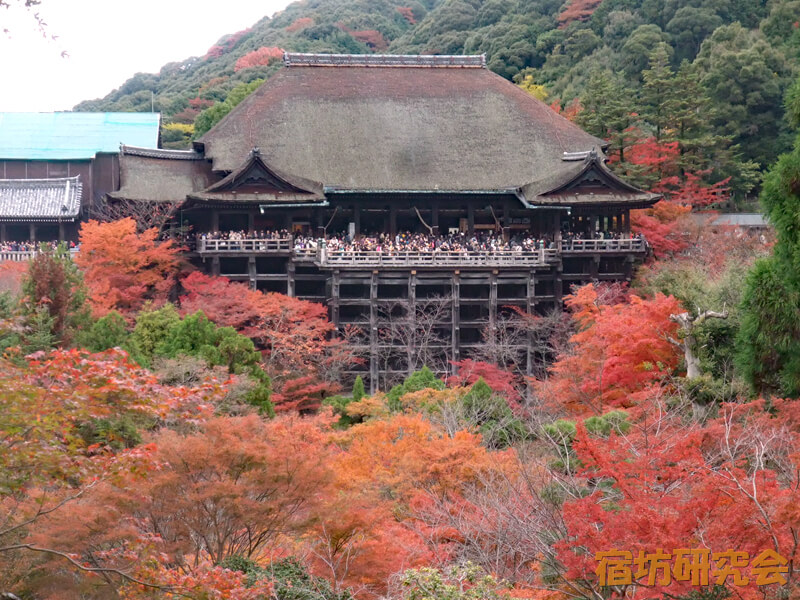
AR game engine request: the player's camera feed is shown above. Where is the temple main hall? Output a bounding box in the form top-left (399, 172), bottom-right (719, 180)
top-left (110, 53), bottom-right (659, 390)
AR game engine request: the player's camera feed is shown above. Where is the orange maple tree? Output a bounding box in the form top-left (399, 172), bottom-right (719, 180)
top-left (179, 271), bottom-right (345, 377)
top-left (75, 218), bottom-right (182, 317)
top-left (535, 283), bottom-right (682, 415)
top-left (557, 396), bottom-right (800, 599)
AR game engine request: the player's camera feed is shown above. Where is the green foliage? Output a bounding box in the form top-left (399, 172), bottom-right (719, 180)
top-left (542, 411), bottom-right (629, 473)
top-left (78, 311), bottom-right (130, 352)
top-left (222, 555), bottom-right (352, 600)
top-left (352, 375), bottom-right (365, 402)
top-left (386, 366), bottom-right (445, 410)
top-left (77, 416), bottom-right (144, 450)
top-left (460, 378), bottom-right (527, 449)
top-left (737, 85), bottom-right (800, 396)
top-left (129, 303), bottom-right (182, 367)
top-left (396, 562), bottom-right (508, 600)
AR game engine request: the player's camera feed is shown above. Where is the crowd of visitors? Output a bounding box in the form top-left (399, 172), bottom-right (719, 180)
top-left (193, 229), bottom-right (645, 254)
top-left (0, 240), bottom-right (79, 252)
top-left (318, 231), bottom-right (555, 254)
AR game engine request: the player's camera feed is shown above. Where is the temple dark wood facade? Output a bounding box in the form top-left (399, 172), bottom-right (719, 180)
top-left (110, 53), bottom-right (659, 391)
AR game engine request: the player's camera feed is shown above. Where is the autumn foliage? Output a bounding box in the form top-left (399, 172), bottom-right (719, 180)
top-left (535, 283), bottom-right (682, 415)
top-left (234, 46), bottom-right (284, 71)
top-left (558, 0), bottom-right (603, 27)
top-left (76, 218), bottom-right (182, 317)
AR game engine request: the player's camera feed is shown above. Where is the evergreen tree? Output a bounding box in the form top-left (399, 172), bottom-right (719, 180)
top-left (578, 69), bottom-right (637, 163)
top-left (736, 75), bottom-right (800, 395)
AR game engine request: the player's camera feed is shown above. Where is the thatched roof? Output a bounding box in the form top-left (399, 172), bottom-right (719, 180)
top-left (196, 54), bottom-right (610, 193)
top-left (109, 146), bottom-right (214, 203)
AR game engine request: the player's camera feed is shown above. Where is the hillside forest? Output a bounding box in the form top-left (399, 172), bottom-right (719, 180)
top-left (2, 0), bottom-right (800, 598)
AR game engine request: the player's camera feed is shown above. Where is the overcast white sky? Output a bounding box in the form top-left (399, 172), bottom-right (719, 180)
top-left (0, 0), bottom-right (292, 112)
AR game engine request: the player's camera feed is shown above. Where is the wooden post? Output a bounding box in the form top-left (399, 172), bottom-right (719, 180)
top-left (467, 203), bottom-right (475, 235)
top-left (526, 270), bottom-right (536, 377)
top-left (211, 211), bottom-right (220, 234)
top-left (451, 271), bottom-right (460, 370)
top-left (316, 210), bottom-right (325, 238)
top-left (29, 223), bottom-right (36, 243)
top-left (431, 201), bottom-right (440, 236)
top-left (407, 271), bottom-right (417, 376)
top-left (489, 270), bottom-right (498, 332)
top-left (623, 210), bottom-right (631, 235)
top-left (330, 270), bottom-right (341, 330)
top-left (286, 259), bottom-right (295, 297)
top-left (0, 223), bottom-right (6, 243)
top-left (247, 212), bottom-right (255, 234)
top-left (354, 204), bottom-right (361, 237)
top-left (211, 256), bottom-right (220, 277)
top-left (58, 222), bottom-right (65, 241)
top-left (369, 271), bottom-right (379, 394)
top-left (249, 257), bottom-right (257, 291)
top-left (389, 205), bottom-right (397, 236)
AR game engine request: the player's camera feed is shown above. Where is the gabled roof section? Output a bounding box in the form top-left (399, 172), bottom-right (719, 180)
top-left (187, 148), bottom-right (325, 204)
top-left (520, 150), bottom-right (660, 208)
top-left (197, 55), bottom-right (607, 192)
top-left (0, 113), bottom-right (160, 160)
top-left (0, 176), bottom-right (82, 221)
top-left (109, 145), bottom-right (213, 203)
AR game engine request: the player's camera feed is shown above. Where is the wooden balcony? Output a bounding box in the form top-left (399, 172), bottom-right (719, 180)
top-left (196, 238), bottom-right (292, 253)
top-left (561, 238), bottom-right (646, 253)
top-left (0, 249), bottom-right (80, 262)
top-left (319, 249), bottom-right (559, 268)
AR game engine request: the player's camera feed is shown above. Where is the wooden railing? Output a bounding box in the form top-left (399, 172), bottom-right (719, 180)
top-left (0, 249), bottom-right (80, 262)
top-left (561, 238), bottom-right (646, 252)
top-left (196, 238), bottom-right (292, 253)
top-left (319, 249), bottom-right (559, 267)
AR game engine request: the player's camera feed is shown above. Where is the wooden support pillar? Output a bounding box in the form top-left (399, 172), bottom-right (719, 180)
top-left (354, 204), bottom-right (361, 237)
top-left (623, 210), bottom-right (631, 235)
top-left (451, 271), bottom-right (460, 370)
top-left (501, 199), bottom-right (510, 241)
top-left (316, 210), bottom-right (325, 238)
top-left (553, 211), bottom-right (562, 245)
top-left (369, 271), bottom-right (379, 394)
top-left (431, 201), bottom-right (440, 236)
top-left (592, 215), bottom-right (600, 235)
top-left (590, 255), bottom-right (600, 280)
top-left (389, 205), bottom-right (397, 237)
top-left (467, 203), bottom-right (475, 235)
top-left (249, 257), bottom-right (257, 291)
top-left (247, 212), bottom-right (255, 234)
top-left (407, 271), bottom-right (417, 376)
top-left (526, 271), bottom-right (536, 377)
top-left (489, 270), bottom-right (498, 332)
top-left (554, 263), bottom-right (564, 307)
top-left (624, 255), bottom-right (635, 281)
top-left (330, 270), bottom-right (341, 330)
top-left (211, 211), bottom-right (220, 234)
top-left (0, 224), bottom-right (6, 243)
top-left (211, 256), bottom-right (221, 277)
top-left (58, 222), bottom-right (65, 241)
top-left (286, 260), bottom-right (295, 297)
top-left (29, 223), bottom-right (36, 243)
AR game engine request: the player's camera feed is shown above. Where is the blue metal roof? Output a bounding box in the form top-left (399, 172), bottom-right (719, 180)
top-left (0, 112), bottom-right (160, 160)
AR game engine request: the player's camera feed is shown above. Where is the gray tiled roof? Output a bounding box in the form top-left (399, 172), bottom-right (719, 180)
top-left (0, 176), bottom-right (82, 221)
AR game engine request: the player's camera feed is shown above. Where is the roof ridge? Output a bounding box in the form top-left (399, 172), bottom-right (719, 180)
top-left (0, 175), bottom-right (81, 185)
top-left (121, 145), bottom-right (204, 160)
top-left (283, 52), bottom-right (486, 68)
